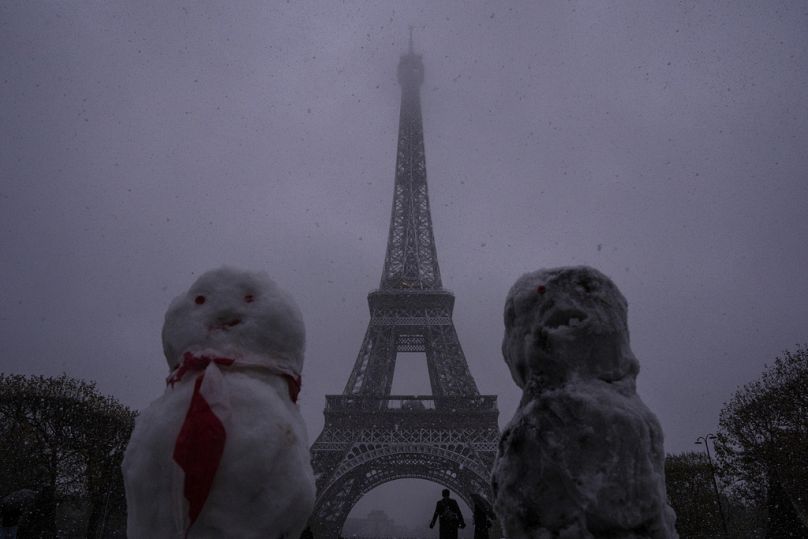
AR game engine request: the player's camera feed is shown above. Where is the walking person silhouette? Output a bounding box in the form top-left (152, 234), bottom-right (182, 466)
top-left (471, 493), bottom-right (494, 539)
top-left (429, 489), bottom-right (466, 539)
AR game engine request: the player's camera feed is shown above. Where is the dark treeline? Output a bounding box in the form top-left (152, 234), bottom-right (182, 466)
top-left (666, 345), bottom-right (808, 538)
top-left (0, 374), bottom-right (135, 538)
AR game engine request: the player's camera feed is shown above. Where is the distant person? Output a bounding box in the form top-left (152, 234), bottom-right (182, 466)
top-left (429, 489), bottom-right (465, 539)
top-left (0, 502), bottom-right (20, 539)
top-left (1, 489), bottom-right (38, 539)
top-left (472, 497), bottom-right (494, 539)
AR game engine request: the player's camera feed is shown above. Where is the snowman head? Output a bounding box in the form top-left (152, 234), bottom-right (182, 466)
top-left (502, 265), bottom-right (638, 389)
top-left (161, 267), bottom-right (305, 374)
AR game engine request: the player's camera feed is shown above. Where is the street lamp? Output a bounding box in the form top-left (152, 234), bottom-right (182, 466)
top-left (695, 434), bottom-right (729, 537)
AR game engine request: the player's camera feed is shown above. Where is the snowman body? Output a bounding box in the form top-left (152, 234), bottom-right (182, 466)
top-left (123, 267), bottom-right (315, 539)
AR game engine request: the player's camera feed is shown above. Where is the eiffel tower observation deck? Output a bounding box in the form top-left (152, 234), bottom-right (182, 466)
top-left (308, 36), bottom-right (500, 537)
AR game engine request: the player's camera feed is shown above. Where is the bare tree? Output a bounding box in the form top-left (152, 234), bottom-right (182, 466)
top-left (0, 374), bottom-right (135, 538)
top-left (714, 345), bottom-right (808, 537)
top-left (665, 452), bottom-right (724, 537)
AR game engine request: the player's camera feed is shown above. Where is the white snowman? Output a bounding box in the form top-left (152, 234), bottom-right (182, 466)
top-left (123, 267), bottom-right (315, 539)
top-left (492, 266), bottom-right (677, 539)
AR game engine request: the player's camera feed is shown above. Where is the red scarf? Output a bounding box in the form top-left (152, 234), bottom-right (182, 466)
top-left (167, 351), bottom-right (301, 535)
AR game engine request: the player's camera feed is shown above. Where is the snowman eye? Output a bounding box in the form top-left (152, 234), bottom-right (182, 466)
top-left (194, 295), bottom-right (206, 305)
top-left (537, 285), bottom-right (546, 295)
top-left (244, 294), bottom-right (255, 303)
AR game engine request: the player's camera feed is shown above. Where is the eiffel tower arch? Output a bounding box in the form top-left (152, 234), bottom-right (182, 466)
top-left (309, 36), bottom-right (500, 538)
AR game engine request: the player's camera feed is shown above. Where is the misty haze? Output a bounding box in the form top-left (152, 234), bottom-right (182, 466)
top-left (1, 1), bottom-right (807, 538)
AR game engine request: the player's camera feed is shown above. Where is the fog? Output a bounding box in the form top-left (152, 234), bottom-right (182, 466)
top-left (2, 0), bottom-right (807, 532)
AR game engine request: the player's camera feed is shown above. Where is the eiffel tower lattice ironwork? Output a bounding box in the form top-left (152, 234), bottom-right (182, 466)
top-left (308, 37), bottom-right (500, 538)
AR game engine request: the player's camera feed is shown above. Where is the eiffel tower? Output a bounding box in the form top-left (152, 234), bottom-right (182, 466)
top-left (308, 36), bottom-right (500, 538)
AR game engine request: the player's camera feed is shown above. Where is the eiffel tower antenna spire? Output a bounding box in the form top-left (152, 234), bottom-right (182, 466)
top-left (307, 40), bottom-right (500, 538)
top-left (384, 29), bottom-right (436, 290)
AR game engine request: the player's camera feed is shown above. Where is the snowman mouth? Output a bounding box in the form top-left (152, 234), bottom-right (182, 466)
top-left (544, 308), bottom-right (588, 329)
top-left (209, 319), bottom-right (242, 332)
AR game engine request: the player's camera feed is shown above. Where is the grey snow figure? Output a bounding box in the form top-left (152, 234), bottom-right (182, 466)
top-left (491, 266), bottom-right (678, 539)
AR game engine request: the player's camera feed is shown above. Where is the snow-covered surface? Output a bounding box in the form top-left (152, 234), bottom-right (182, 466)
top-left (161, 267), bottom-right (305, 374)
top-left (123, 267), bottom-right (315, 538)
top-left (492, 266), bottom-right (677, 539)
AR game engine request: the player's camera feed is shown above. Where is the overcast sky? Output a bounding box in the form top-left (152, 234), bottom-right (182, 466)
top-left (2, 0), bottom-right (807, 529)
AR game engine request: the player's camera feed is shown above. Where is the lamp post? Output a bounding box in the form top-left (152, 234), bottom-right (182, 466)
top-left (695, 434), bottom-right (729, 537)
